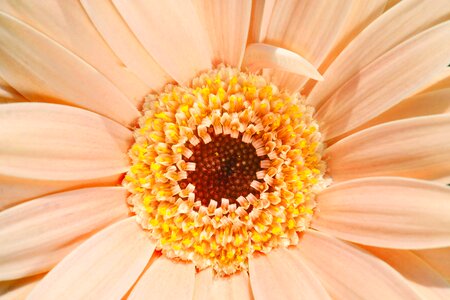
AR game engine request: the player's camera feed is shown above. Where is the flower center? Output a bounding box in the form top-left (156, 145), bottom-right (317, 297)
top-left (123, 66), bottom-right (327, 275)
top-left (182, 132), bottom-right (264, 207)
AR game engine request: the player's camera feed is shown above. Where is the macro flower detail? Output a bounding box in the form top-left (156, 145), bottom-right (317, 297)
top-left (124, 67), bottom-right (326, 274)
top-left (0, 0), bottom-right (450, 299)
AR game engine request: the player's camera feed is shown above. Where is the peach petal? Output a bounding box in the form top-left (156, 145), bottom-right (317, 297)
top-left (249, 248), bottom-right (330, 300)
top-left (0, 187), bottom-right (128, 280)
top-left (0, 12), bottom-right (140, 126)
top-left (248, 0), bottom-right (275, 43)
top-left (129, 256), bottom-right (195, 300)
top-left (365, 247), bottom-right (450, 299)
top-left (308, 0), bottom-right (450, 108)
top-left (0, 0), bottom-right (149, 103)
top-left (243, 43), bottom-right (323, 81)
top-left (80, 0), bottom-right (171, 90)
top-left (0, 274), bottom-right (43, 300)
top-left (0, 74), bottom-right (26, 103)
top-left (0, 174), bottom-right (121, 211)
top-left (194, 0), bottom-right (252, 68)
top-left (316, 21), bottom-right (450, 139)
top-left (28, 218), bottom-right (156, 300)
top-left (113, 0), bottom-right (212, 84)
top-left (194, 268), bottom-right (253, 300)
top-left (312, 177), bottom-right (450, 249)
top-left (0, 103), bottom-right (132, 181)
top-left (414, 248), bottom-right (450, 281)
top-left (295, 230), bottom-right (421, 299)
top-left (263, 0), bottom-right (351, 91)
top-left (326, 115), bottom-right (450, 181)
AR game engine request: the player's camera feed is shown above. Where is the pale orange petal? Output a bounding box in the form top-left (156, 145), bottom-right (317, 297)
top-left (326, 115), bottom-right (450, 181)
top-left (0, 103), bottom-right (132, 181)
top-left (0, 12), bottom-right (139, 126)
top-left (312, 177), bottom-right (450, 249)
top-left (243, 43), bottom-right (323, 81)
top-left (414, 248), bottom-right (450, 281)
top-left (316, 21), bottom-right (450, 139)
top-left (0, 187), bottom-right (128, 280)
top-left (80, 0), bottom-right (171, 90)
top-left (308, 0), bottom-right (450, 108)
top-left (129, 256), bottom-right (195, 300)
top-left (28, 218), bottom-right (155, 300)
top-left (0, 174), bottom-right (121, 211)
top-left (0, 274), bottom-right (43, 300)
top-left (248, 0), bottom-right (275, 43)
top-left (194, 0), bottom-right (251, 67)
top-left (264, 0), bottom-right (351, 90)
top-left (113, 0), bottom-right (212, 84)
top-left (295, 230), bottom-right (420, 299)
top-left (366, 247), bottom-right (450, 299)
top-left (249, 248), bottom-right (330, 300)
top-left (194, 268), bottom-right (253, 300)
top-left (0, 0), bottom-right (149, 103)
top-left (0, 74), bottom-right (26, 103)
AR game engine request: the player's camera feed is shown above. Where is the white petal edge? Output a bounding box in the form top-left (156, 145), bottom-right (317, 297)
top-left (312, 177), bottom-right (450, 249)
top-left (28, 217), bottom-right (156, 300)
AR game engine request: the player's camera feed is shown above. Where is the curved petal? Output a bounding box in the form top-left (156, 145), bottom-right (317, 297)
top-left (28, 218), bottom-right (155, 300)
top-left (193, 0), bottom-right (251, 68)
top-left (0, 274), bottom-right (43, 300)
top-left (414, 248), bottom-right (450, 281)
top-left (0, 74), bottom-right (26, 103)
top-left (248, 0), bottom-right (275, 43)
top-left (312, 177), bottom-right (450, 249)
top-left (0, 103), bottom-right (132, 181)
top-left (194, 268), bottom-right (253, 300)
top-left (263, 0), bottom-right (351, 90)
top-left (0, 12), bottom-right (140, 126)
top-left (113, 0), bottom-right (212, 84)
top-left (308, 0), bottom-right (450, 108)
top-left (365, 247), bottom-right (450, 299)
top-left (0, 187), bottom-right (128, 280)
top-left (129, 256), bottom-right (195, 300)
top-left (243, 43), bottom-right (323, 81)
top-left (326, 115), bottom-right (450, 181)
top-left (0, 174), bottom-right (121, 211)
top-left (0, 0), bottom-right (149, 103)
top-left (80, 0), bottom-right (170, 90)
top-left (316, 21), bottom-right (450, 139)
top-left (295, 230), bottom-right (421, 299)
top-left (249, 248), bottom-right (330, 300)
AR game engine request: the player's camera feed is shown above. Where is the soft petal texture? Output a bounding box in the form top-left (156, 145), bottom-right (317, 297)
top-left (0, 174), bottom-right (121, 211)
top-left (248, 0), bottom-right (275, 43)
top-left (316, 21), bottom-right (450, 139)
top-left (194, 0), bottom-right (252, 67)
top-left (0, 12), bottom-right (139, 126)
top-left (194, 268), bottom-right (253, 300)
top-left (414, 248), bottom-right (450, 280)
top-left (0, 275), bottom-right (42, 300)
top-left (263, 0), bottom-right (351, 91)
top-left (28, 218), bottom-right (155, 300)
top-left (113, 0), bottom-right (212, 84)
top-left (312, 177), bottom-right (450, 249)
top-left (308, 0), bottom-right (450, 108)
top-left (0, 0), bottom-right (149, 103)
top-left (80, 0), bottom-right (170, 90)
top-left (243, 43), bottom-right (323, 80)
top-left (295, 230), bottom-right (421, 299)
top-left (129, 256), bottom-right (195, 300)
top-left (326, 115), bottom-right (450, 181)
top-left (249, 248), bottom-right (330, 300)
top-left (0, 187), bottom-right (128, 280)
top-left (0, 103), bottom-right (132, 181)
top-left (365, 247), bottom-right (450, 299)
top-left (0, 75), bottom-right (26, 103)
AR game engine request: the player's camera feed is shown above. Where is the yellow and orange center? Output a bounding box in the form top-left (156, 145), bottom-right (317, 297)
top-left (123, 66), bottom-right (327, 275)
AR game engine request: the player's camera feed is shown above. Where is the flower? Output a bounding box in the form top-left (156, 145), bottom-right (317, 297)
top-left (0, 0), bottom-right (449, 299)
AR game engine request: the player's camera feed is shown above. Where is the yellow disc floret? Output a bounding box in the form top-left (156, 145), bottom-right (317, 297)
top-left (123, 66), bottom-right (327, 275)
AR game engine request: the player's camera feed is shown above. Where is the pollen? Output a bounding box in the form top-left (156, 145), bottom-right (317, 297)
top-left (123, 66), bottom-right (327, 275)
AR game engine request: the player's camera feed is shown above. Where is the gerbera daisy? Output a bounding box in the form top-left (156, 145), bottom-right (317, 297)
top-left (1, 0), bottom-right (450, 299)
